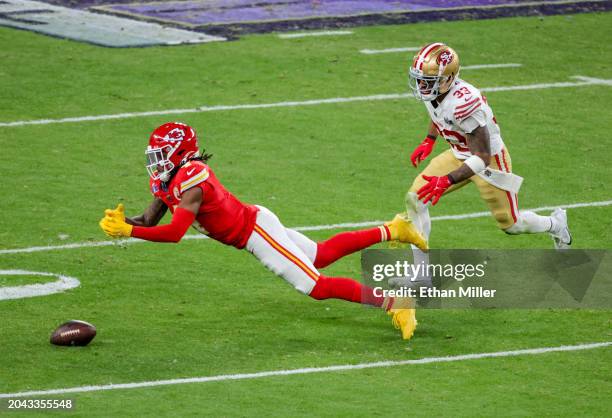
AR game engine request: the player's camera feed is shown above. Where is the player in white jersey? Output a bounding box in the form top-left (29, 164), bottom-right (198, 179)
top-left (404, 43), bottom-right (571, 278)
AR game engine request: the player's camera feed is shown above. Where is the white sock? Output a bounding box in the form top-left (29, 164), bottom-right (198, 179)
top-left (506, 210), bottom-right (555, 234)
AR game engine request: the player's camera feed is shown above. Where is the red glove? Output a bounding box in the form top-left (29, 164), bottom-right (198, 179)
top-left (417, 175), bottom-right (453, 205)
top-left (410, 137), bottom-right (436, 167)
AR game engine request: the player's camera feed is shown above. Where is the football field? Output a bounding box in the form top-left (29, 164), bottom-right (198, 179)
top-left (1, 10), bottom-right (611, 417)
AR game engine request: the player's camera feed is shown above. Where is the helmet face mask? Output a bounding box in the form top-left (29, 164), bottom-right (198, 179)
top-left (146, 144), bottom-right (176, 182)
top-left (409, 43), bottom-right (460, 102)
top-left (409, 68), bottom-right (445, 101)
top-left (146, 122), bottom-right (200, 182)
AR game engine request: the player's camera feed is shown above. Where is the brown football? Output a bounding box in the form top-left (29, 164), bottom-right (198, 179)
top-left (50, 320), bottom-right (96, 346)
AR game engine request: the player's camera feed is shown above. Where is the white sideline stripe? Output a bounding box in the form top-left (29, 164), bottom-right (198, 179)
top-left (0, 76), bottom-right (609, 128)
top-left (462, 63), bottom-right (522, 70)
top-left (278, 30), bottom-right (353, 39)
top-left (1, 199), bottom-right (611, 255)
top-left (360, 47), bottom-right (421, 54)
top-left (0, 341), bottom-right (609, 398)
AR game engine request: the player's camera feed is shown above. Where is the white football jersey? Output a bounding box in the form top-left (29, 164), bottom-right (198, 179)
top-left (424, 78), bottom-right (504, 160)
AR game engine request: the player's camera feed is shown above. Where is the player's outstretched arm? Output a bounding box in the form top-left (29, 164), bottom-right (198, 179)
top-left (125, 197), bottom-right (168, 227)
top-left (100, 189), bottom-right (202, 243)
top-left (417, 125), bottom-right (491, 205)
top-left (129, 188), bottom-right (202, 243)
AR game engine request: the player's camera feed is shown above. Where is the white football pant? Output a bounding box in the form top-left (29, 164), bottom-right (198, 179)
top-left (246, 206), bottom-right (319, 295)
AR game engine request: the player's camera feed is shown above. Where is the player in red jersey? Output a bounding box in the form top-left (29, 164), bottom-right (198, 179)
top-left (99, 122), bottom-right (428, 340)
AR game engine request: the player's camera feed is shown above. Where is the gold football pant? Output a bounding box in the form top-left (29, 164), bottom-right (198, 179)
top-left (409, 148), bottom-right (519, 229)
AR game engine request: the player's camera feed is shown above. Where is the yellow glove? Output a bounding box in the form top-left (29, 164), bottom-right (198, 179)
top-left (99, 204), bottom-right (133, 238)
top-left (104, 203), bottom-right (126, 222)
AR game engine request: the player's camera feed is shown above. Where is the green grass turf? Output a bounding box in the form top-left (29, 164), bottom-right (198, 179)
top-left (0, 11), bottom-right (611, 417)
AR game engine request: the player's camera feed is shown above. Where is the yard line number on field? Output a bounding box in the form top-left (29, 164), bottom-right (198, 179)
top-left (0, 199), bottom-right (610, 255)
top-left (0, 342), bottom-right (609, 398)
top-left (0, 76), bottom-right (610, 128)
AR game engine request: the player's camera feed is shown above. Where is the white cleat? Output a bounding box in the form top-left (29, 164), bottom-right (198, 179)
top-left (550, 208), bottom-right (572, 250)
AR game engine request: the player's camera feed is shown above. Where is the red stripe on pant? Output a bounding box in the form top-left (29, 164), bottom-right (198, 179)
top-left (501, 149), bottom-right (519, 210)
top-left (494, 154), bottom-right (518, 223)
top-left (254, 224), bottom-right (319, 282)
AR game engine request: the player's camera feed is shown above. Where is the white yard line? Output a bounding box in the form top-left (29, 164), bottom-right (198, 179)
top-left (0, 93), bottom-right (410, 128)
top-left (0, 341), bottom-right (609, 398)
top-left (278, 30), bottom-right (353, 39)
top-left (1, 199), bottom-right (610, 255)
top-left (573, 75), bottom-right (612, 86)
top-left (359, 48), bottom-right (522, 68)
top-left (359, 47), bottom-right (522, 70)
top-left (0, 76), bottom-right (609, 128)
top-left (360, 46), bottom-right (421, 54)
top-left (0, 239), bottom-right (140, 255)
top-left (359, 47), bottom-right (524, 71)
top-left (462, 63), bottom-right (522, 70)
top-left (293, 199), bottom-right (612, 230)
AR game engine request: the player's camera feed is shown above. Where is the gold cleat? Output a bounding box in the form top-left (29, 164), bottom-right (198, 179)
top-left (388, 308), bottom-right (417, 340)
top-left (383, 296), bottom-right (418, 340)
top-left (386, 213), bottom-right (428, 251)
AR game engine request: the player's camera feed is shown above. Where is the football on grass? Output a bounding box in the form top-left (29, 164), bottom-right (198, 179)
top-left (50, 320), bottom-right (96, 346)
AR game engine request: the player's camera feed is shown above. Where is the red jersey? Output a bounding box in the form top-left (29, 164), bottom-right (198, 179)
top-left (150, 161), bottom-right (258, 249)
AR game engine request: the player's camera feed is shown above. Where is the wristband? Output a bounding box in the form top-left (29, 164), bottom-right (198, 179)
top-left (426, 134), bottom-right (437, 141)
top-left (464, 155), bottom-right (486, 174)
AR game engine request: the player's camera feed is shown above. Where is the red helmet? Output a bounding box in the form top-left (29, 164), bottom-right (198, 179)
top-left (146, 122), bottom-right (200, 182)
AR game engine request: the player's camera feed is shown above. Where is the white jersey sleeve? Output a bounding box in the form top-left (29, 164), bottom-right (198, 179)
top-left (458, 109), bottom-right (487, 133)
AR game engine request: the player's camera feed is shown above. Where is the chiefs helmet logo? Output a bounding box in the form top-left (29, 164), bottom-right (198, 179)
top-left (437, 50), bottom-right (454, 66)
top-left (163, 128), bottom-right (186, 142)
